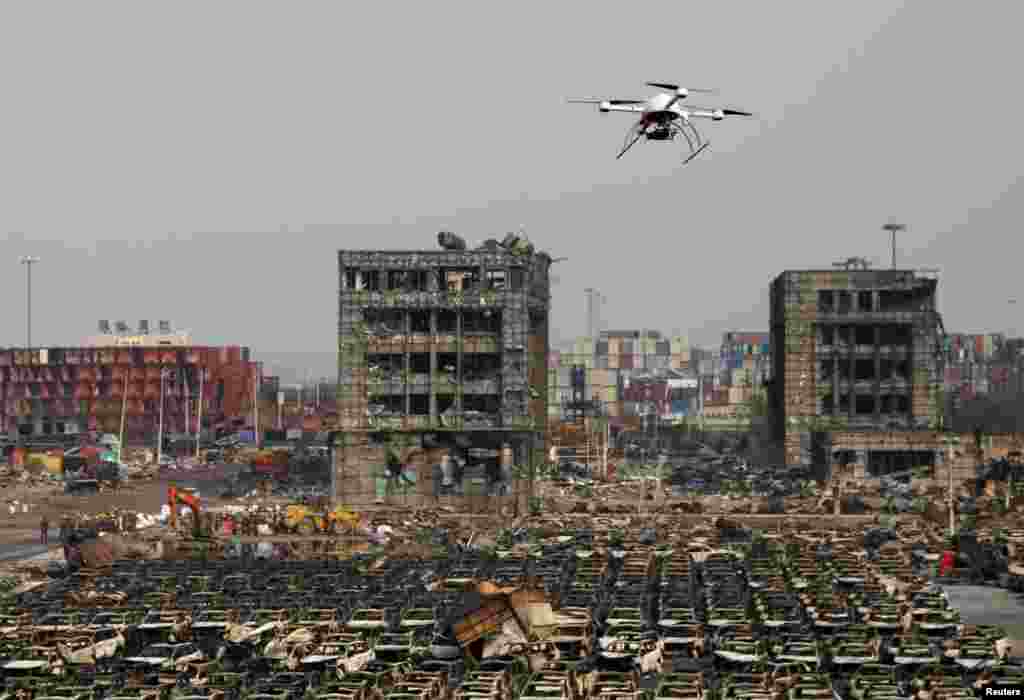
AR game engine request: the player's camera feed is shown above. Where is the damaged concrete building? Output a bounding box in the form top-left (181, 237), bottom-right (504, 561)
top-left (769, 269), bottom-right (948, 478)
top-left (336, 233), bottom-right (551, 504)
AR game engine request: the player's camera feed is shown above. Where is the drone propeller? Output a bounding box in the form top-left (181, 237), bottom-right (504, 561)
top-left (683, 106), bottom-right (756, 118)
top-left (567, 98), bottom-right (644, 105)
top-left (646, 82), bottom-right (718, 94)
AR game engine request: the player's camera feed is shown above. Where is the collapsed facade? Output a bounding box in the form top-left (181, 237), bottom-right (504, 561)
top-left (769, 269), bottom-right (948, 477)
top-left (336, 235), bottom-right (551, 503)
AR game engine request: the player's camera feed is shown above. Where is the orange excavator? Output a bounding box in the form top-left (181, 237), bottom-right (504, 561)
top-left (168, 484), bottom-right (205, 539)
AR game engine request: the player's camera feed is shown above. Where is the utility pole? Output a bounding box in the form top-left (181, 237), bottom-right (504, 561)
top-left (195, 368), bottom-right (206, 460)
top-left (253, 362), bottom-right (261, 449)
top-left (882, 223), bottom-right (906, 269)
top-left (20, 256), bottom-right (40, 350)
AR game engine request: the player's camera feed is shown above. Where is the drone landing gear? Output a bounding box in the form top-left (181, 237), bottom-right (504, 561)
top-left (676, 121), bottom-right (709, 165)
top-left (683, 141), bottom-right (710, 165)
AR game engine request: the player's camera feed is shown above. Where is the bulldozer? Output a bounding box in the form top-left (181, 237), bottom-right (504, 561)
top-left (284, 504), bottom-right (360, 536)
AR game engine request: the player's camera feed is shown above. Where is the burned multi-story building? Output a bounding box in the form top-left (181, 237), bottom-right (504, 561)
top-left (769, 269), bottom-right (946, 477)
top-left (336, 234), bottom-right (551, 503)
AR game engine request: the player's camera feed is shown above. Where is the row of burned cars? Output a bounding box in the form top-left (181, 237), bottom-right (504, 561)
top-left (0, 520), bottom-right (1022, 700)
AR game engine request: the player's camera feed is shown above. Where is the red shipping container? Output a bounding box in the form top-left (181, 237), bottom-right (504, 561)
top-left (945, 368), bottom-right (961, 384)
top-left (975, 336), bottom-right (985, 354)
top-left (620, 354), bottom-right (634, 369)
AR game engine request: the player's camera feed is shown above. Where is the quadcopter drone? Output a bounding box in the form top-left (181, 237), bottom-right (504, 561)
top-left (568, 82), bottom-right (753, 164)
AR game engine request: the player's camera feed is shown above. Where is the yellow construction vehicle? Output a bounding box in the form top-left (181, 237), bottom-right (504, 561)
top-left (284, 504), bottom-right (360, 536)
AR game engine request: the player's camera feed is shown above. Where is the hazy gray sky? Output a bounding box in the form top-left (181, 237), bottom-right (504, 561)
top-left (3, 1), bottom-right (1023, 379)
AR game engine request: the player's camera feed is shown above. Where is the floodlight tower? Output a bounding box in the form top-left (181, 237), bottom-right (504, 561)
top-left (19, 256), bottom-right (40, 349)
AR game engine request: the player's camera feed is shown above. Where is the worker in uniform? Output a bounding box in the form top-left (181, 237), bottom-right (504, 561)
top-left (384, 442), bottom-right (416, 497)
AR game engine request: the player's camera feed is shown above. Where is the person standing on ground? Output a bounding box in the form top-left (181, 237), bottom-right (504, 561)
top-left (40, 515), bottom-right (49, 545)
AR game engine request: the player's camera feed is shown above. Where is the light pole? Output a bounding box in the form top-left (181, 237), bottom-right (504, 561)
top-left (195, 368), bottom-right (207, 460)
top-left (882, 223), bottom-right (906, 269)
top-left (253, 362), bottom-right (261, 449)
top-left (19, 256), bottom-right (40, 349)
top-left (942, 433), bottom-right (961, 535)
top-left (157, 368), bottom-right (173, 466)
top-left (118, 370), bottom-right (129, 461)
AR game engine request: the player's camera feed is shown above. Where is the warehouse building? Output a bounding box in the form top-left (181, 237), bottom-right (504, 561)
top-left (769, 269), bottom-right (947, 477)
top-left (336, 235), bottom-right (551, 504)
top-left (0, 321), bottom-right (257, 441)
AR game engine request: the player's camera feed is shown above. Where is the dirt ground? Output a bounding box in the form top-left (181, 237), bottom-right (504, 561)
top-left (0, 479), bottom-right (170, 547)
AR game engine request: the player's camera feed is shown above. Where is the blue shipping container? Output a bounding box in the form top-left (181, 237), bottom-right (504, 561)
top-left (761, 343), bottom-right (770, 354)
top-left (670, 400), bottom-right (689, 416)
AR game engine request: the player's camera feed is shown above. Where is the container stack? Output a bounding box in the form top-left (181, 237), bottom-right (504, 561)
top-left (717, 332), bottom-right (770, 410)
top-left (546, 344), bottom-right (622, 423)
top-left (943, 333), bottom-right (1010, 401)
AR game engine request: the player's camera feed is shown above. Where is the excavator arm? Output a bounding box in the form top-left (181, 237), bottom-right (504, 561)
top-left (168, 485), bottom-right (204, 539)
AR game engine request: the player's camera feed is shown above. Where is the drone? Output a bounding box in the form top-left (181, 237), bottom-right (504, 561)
top-left (568, 82), bottom-right (753, 164)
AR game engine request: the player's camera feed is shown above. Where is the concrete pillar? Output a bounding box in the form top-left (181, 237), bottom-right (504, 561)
top-left (832, 352), bottom-right (840, 417)
top-left (456, 311), bottom-right (463, 413)
top-left (848, 336), bottom-right (856, 423)
top-left (404, 311), bottom-right (412, 415)
top-left (429, 310), bottom-right (438, 419)
top-left (873, 325), bottom-right (882, 424)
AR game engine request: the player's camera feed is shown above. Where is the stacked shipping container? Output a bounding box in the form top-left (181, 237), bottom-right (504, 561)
top-left (943, 333), bottom-right (1011, 401)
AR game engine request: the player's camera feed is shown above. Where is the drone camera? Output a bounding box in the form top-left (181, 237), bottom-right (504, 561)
top-left (598, 101), bottom-right (611, 113)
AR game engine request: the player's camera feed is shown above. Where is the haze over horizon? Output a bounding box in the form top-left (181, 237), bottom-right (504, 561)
top-left (4, 1), bottom-right (1023, 383)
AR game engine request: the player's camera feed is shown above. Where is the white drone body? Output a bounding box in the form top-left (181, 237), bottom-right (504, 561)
top-left (569, 82), bottom-right (753, 163)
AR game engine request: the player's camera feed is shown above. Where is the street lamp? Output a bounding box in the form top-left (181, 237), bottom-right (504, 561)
top-left (19, 256), bottom-right (40, 349)
top-left (157, 368), bottom-right (174, 466)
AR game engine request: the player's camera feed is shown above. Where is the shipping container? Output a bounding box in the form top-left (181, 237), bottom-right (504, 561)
top-left (608, 353), bottom-right (620, 369)
top-left (622, 340), bottom-right (634, 355)
top-left (547, 351), bottom-right (560, 369)
top-left (669, 400), bottom-right (689, 416)
top-left (605, 386), bottom-right (617, 402)
top-left (670, 336), bottom-right (688, 354)
top-left (620, 354), bottom-right (634, 370)
top-left (655, 341), bottom-right (670, 356)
